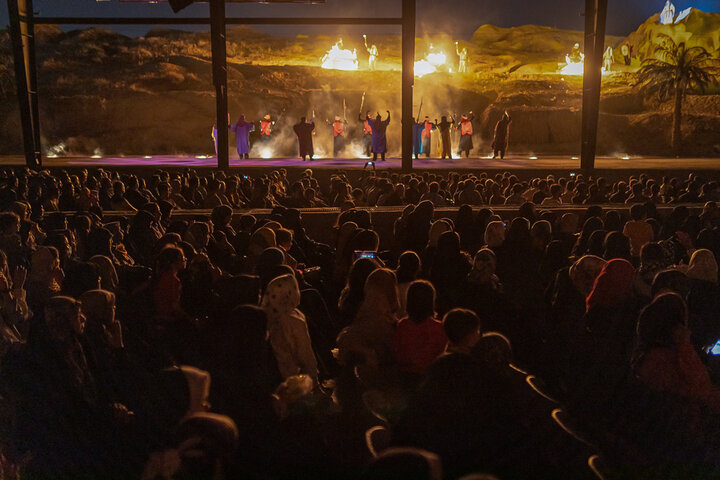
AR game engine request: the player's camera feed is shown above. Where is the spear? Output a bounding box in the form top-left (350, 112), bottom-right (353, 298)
top-left (416, 96), bottom-right (424, 122)
top-left (274, 106), bottom-right (287, 126)
top-left (343, 98), bottom-right (347, 121)
top-left (359, 91), bottom-right (366, 115)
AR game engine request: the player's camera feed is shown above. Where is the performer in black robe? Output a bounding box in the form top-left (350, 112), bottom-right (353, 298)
top-left (491, 112), bottom-right (512, 160)
top-left (293, 117), bottom-right (315, 161)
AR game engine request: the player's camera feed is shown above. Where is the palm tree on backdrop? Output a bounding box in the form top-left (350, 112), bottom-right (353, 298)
top-left (636, 34), bottom-right (718, 156)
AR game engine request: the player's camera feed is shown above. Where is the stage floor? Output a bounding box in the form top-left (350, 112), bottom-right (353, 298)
top-left (1, 154), bottom-right (719, 171)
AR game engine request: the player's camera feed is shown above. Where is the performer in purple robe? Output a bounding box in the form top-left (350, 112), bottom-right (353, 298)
top-left (230, 115), bottom-right (255, 159)
top-left (293, 117), bottom-right (315, 161)
top-left (367, 110), bottom-right (391, 161)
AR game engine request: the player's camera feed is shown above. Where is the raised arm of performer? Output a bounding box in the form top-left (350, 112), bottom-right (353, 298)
top-left (385, 110), bottom-right (391, 124)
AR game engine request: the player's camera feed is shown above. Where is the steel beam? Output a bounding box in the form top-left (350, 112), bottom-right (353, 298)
top-left (209, 0), bottom-right (229, 170)
top-left (580, 0), bottom-right (608, 172)
top-left (33, 16), bottom-right (402, 25)
top-left (7, 0), bottom-right (42, 169)
top-left (401, 0), bottom-right (415, 171)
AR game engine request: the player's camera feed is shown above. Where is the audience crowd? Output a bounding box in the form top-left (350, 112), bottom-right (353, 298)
top-left (0, 166), bottom-right (719, 479)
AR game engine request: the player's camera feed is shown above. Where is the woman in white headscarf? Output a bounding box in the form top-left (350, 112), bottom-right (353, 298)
top-left (261, 274), bottom-right (318, 382)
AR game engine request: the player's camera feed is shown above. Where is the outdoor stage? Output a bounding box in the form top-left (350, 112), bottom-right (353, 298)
top-left (1, 154), bottom-right (719, 174)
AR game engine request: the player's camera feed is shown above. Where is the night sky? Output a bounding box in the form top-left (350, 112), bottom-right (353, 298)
top-left (1, 0), bottom-right (718, 38)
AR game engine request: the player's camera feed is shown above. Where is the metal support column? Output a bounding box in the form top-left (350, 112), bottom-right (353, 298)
top-left (7, 0), bottom-right (42, 169)
top-left (401, 0), bottom-right (416, 171)
top-left (209, 0), bottom-right (229, 171)
top-left (580, 0), bottom-right (608, 172)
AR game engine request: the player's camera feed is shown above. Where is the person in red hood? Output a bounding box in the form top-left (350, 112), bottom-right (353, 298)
top-left (259, 114), bottom-right (274, 142)
top-left (421, 116), bottom-right (435, 158)
top-left (326, 115), bottom-right (348, 158)
top-left (456, 112), bottom-right (475, 158)
top-left (358, 111), bottom-right (373, 157)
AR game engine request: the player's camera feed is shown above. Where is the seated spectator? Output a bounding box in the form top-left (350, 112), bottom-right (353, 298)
top-left (633, 293), bottom-right (720, 411)
top-left (395, 250), bottom-right (421, 318)
top-left (393, 280), bottom-right (447, 375)
top-left (337, 268), bottom-right (399, 368)
top-left (623, 204), bottom-right (654, 257)
top-left (261, 273), bottom-right (318, 382)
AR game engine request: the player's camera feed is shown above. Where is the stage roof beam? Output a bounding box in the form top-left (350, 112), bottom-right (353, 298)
top-left (32, 17), bottom-right (403, 25)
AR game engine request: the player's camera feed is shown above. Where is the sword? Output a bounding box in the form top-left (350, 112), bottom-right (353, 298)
top-left (359, 91), bottom-right (366, 115)
top-left (416, 97), bottom-right (424, 122)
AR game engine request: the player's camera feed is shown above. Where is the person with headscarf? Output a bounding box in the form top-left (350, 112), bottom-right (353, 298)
top-left (491, 111), bottom-right (511, 160)
top-left (230, 115), bottom-right (255, 159)
top-left (337, 257), bottom-right (381, 329)
top-left (332, 221), bottom-right (359, 285)
top-left (26, 246), bottom-right (64, 312)
top-left (586, 229), bottom-right (608, 257)
top-left (337, 268), bottom-right (399, 368)
top-left (243, 227), bottom-right (276, 274)
top-left (395, 250), bottom-right (421, 318)
top-left (685, 249), bottom-right (720, 349)
top-left (405, 200), bottom-right (434, 254)
top-left (563, 259), bottom-right (641, 418)
top-left (430, 231), bottom-right (472, 315)
top-left (603, 231), bottom-right (632, 262)
top-left (367, 111), bottom-right (391, 162)
top-left (572, 216), bottom-right (604, 258)
top-left (421, 219), bottom-right (452, 275)
top-left (261, 273), bottom-right (318, 382)
top-left (633, 293), bottom-right (720, 411)
top-left (483, 220), bottom-right (506, 249)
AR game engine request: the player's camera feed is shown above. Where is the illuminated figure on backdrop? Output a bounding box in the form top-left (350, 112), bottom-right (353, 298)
top-left (230, 115), bottom-right (255, 159)
top-left (294, 117), bottom-right (315, 162)
top-left (367, 111), bottom-right (391, 162)
top-left (456, 42), bottom-right (468, 73)
top-left (456, 112), bottom-right (475, 158)
top-left (326, 115), bottom-right (348, 157)
top-left (491, 111), bottom-right (512, 160)
top-left (603, 46), bottom-right (614, 71)
top-left (364, 35), bottom-right (378, 71)
top-left (569, 43), bottom-right (583, 63)
top-left (359, 111), bottom-right (373, 157)
top-left (621, 43), bottom-right (631, 66)
top-left (660, 0), bottom-right (676, 25)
